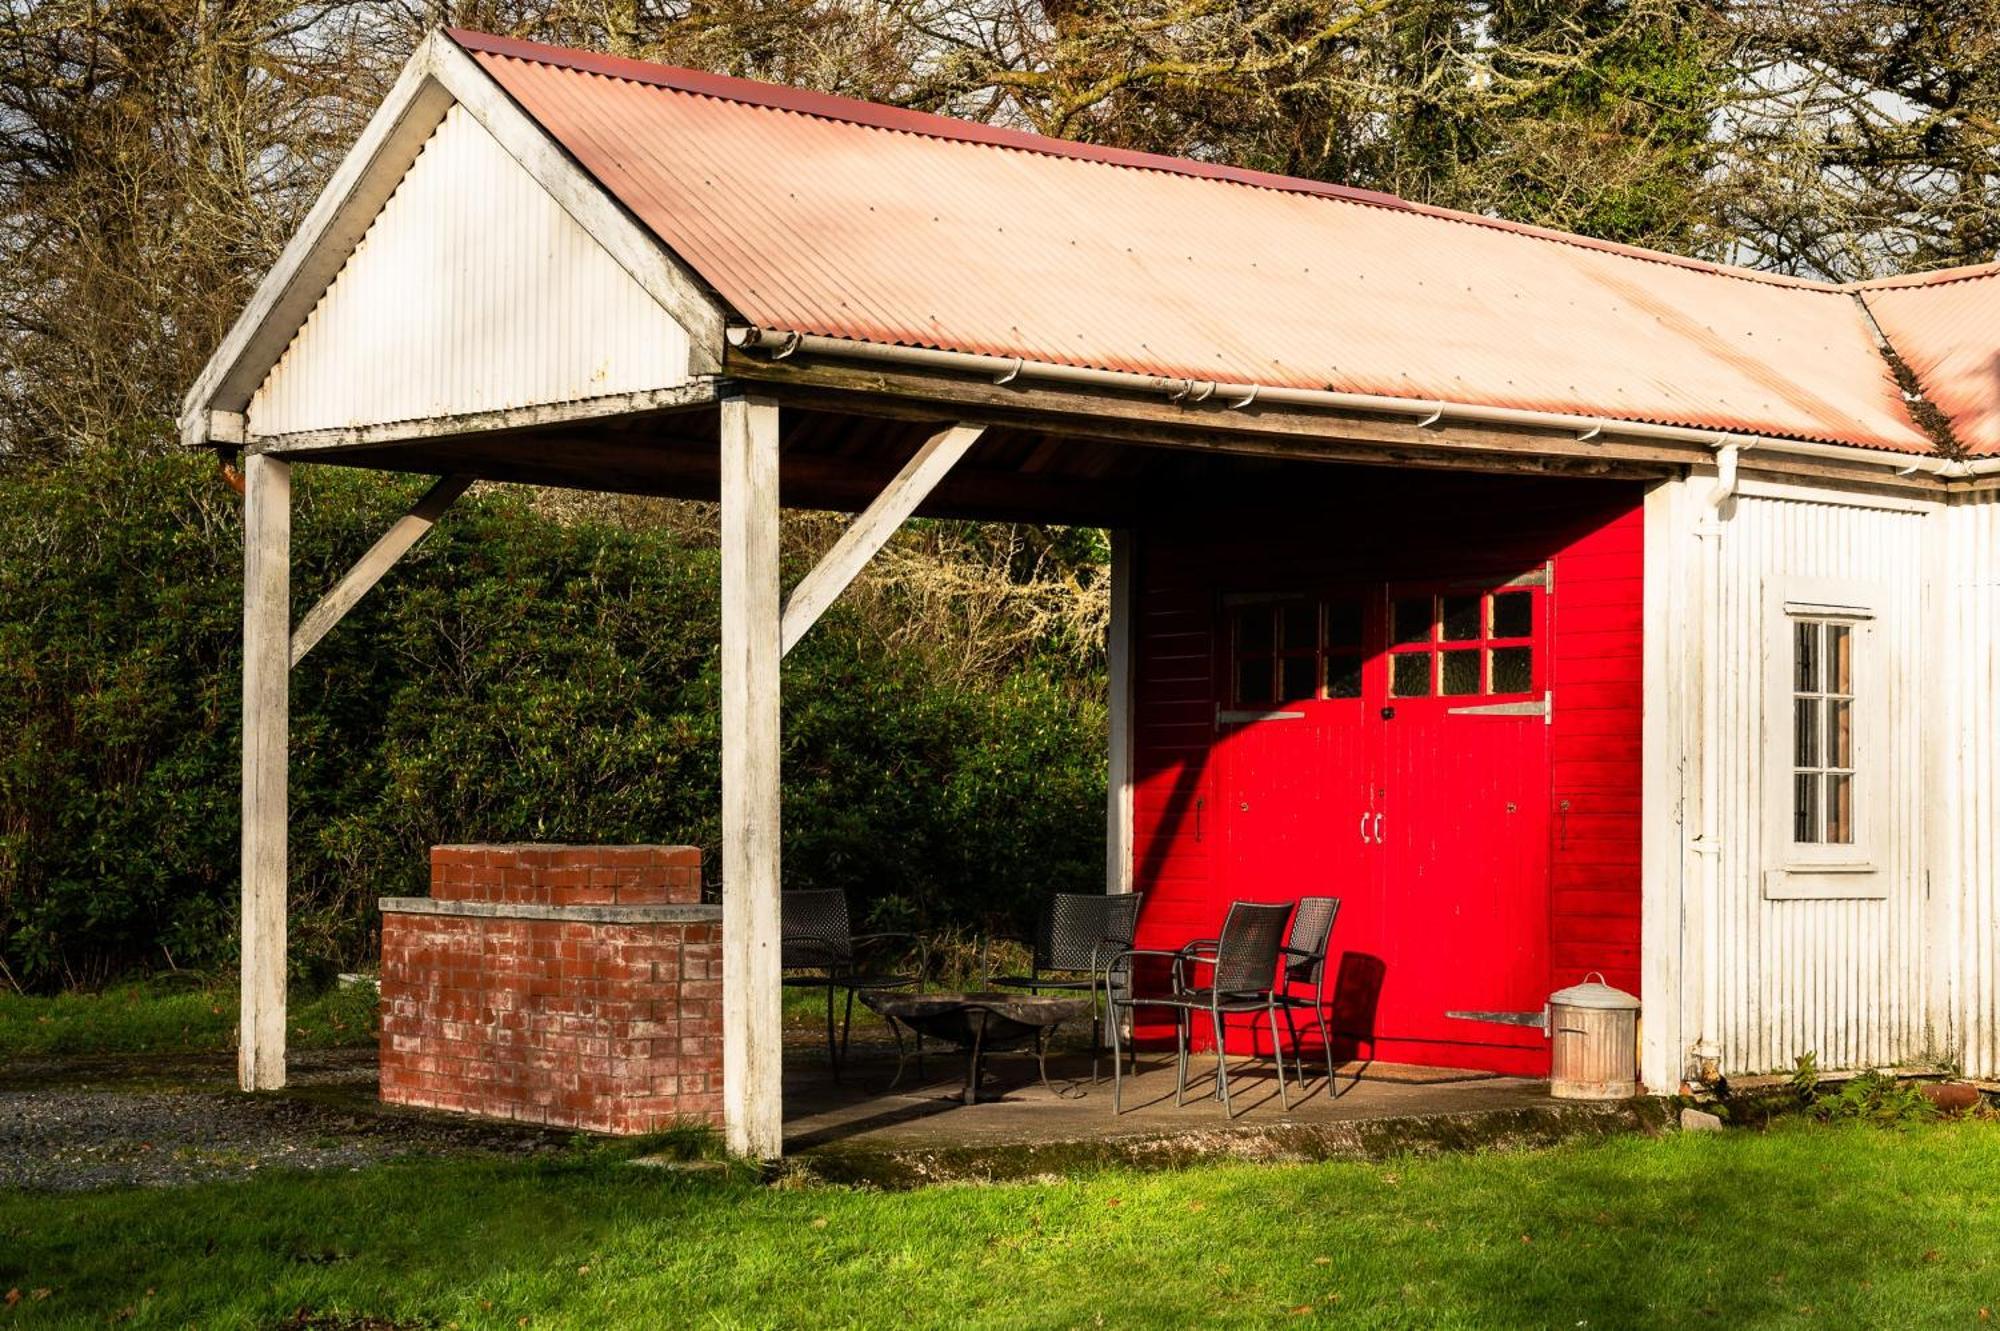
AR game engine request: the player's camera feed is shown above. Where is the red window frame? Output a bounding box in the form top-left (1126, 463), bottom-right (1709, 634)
top-left (1383, 582), bottom-right (1545, 703)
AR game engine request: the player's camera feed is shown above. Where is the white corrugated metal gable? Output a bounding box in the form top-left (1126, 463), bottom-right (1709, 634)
top-left (249, 102), bottom-right (695, 438)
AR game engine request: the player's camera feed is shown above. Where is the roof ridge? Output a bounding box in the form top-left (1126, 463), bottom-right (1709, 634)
top-left (1848, 261), bottom-right (2000, 293)
top-left (447, 28), bottom-right (1849, 296)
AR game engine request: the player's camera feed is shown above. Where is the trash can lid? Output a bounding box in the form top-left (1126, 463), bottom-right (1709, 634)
top-left (1550, 973), bottom-right (1640, 1011)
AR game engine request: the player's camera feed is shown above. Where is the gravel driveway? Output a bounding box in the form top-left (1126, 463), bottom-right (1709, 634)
top-left (0, 1048), bottom-right (575, 1192)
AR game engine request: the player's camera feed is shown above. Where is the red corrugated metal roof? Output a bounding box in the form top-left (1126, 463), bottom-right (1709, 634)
top-left (1861, 269), bottom-right (2000, 456)
top-left (451, 29), bottom-right (1993, 456)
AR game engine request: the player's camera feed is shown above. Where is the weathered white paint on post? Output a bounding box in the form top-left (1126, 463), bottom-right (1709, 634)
top-left (720, 393), bottom-right (783, 1158)
top-left (779, 423), bottom-right (984, 656)
top-left (1105, 529), bottom-right (1135, 895)
top-left (290, 475), bottom-right (471, 667)
top-left (1640, 476), bottom-right (1692, 1092)
top-left (241, 453), bottom-right (291, 1091)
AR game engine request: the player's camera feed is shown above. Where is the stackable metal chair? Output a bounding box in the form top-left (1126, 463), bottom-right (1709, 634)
top-left (1272, 897), bottom-right (1343, 1094)
top-left (779, 889), bottom-right (925, 1077)
top-left (1105, 899), bottom-right (1295, 1116)
top-left (988, 891), bottom-right (1143, 1081)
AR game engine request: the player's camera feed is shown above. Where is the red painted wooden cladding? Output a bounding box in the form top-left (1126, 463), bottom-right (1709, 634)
top-left (1130, 472), bottom-right (1644, 1077)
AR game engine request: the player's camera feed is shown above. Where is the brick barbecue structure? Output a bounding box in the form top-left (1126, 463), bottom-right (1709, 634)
top-left (379, 845), bottom-right (722, 1135)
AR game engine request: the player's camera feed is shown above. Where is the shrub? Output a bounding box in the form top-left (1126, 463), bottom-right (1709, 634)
top-left (0, 450), bottom-right (1107, 988)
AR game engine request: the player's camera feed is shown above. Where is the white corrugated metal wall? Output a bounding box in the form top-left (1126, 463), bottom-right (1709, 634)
top-left (1701, 491), bottom-right (1936, 1074)
top-left (1944, 494), bottom-right (2000, 1076)
top-left (249, 102), bottom-right (692, 436)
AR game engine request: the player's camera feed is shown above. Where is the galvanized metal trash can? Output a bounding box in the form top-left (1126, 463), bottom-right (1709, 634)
top-left (1547, 974), bottom-right (1639, 1100)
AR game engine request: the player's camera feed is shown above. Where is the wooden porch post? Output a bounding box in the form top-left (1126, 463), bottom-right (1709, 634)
top-left (240, 452), bottom-right (291, 1091)
top-left (1106, 529), bottom-right (1135, 895)
top-left (720, 393), bottom-right (784, 1159)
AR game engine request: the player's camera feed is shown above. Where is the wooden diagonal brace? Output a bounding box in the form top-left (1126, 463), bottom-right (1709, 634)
top-left (779, 423), bottom-right (985, 656)
top-left (290, 474), bottom-right (472, 667)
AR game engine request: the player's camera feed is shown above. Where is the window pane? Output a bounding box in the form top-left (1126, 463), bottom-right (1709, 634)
top-left (1794, 697), bottom-right (1821, 768)
top-left (1441, 649), bottom-right (1481, 695)
top-left (1825, 774), bottom-right (1853, 844)
top-left (1324, 601), bottom-right (1363, 650)
top-left (1279, 655), bottom-right (1316, 702)
top-left (1491, 647), bottom-right (1533, 694)
top-left (1280, 604), bottom-right (1318, 652)
top-left (1237, 658), bottom-right (1274, 705)
top-left (1441, 595), bottom-right (1481, 642)
top-left (1392, 597), bottom-right (1433, 646)
top-left (1794, 621), bottom-right (1820, 693)
top-left (1491, 591), bottom-right (1534, 640)
top-left (1325, 654), bottom-right (1363, 699)
top-left (1391, 653), bottom-right (1431, 697)
top-left (1828, 624), bottom-right (1852, 695)
top-left (1236, 607), bottom-right (1273, 654)
top-left (1828, 699), bottom-right (1852, 770)
top-left (1795, 772), bottom-right (1821, 843)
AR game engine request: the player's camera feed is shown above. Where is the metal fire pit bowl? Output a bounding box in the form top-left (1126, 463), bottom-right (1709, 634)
top-left (862, 991), bottom-right (1091, 1103)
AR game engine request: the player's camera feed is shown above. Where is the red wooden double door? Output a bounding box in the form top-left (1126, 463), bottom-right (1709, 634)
top-left (1214, 575), bottom-right (1553, 1074)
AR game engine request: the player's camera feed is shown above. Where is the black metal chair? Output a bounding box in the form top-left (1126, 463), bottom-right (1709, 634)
top-left (779, 889), bottom-right (925, 1077)
top-left (1272, 896), bottom-right (1342, 1095)
top-left (1105, 900), bottom-right (1295, 1116)
top-left (988, 892), bottom-right (1143, 1081)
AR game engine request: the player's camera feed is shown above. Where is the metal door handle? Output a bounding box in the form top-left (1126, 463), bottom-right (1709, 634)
top-left (1373, 813), bottom-right (1383, 842)
top-left (1358, 812), bottom-right (1371, 844)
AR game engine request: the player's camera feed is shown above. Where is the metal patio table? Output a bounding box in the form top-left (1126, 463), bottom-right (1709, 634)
top-left (862, 991), bottom-right (1091, 1103)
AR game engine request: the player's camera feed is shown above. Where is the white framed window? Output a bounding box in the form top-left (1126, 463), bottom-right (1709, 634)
top-left (1762, 577), bottom-right (1886, 900)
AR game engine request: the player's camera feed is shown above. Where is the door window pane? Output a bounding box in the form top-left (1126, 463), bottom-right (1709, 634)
top-left (1441, 595), bottom-right (1481, 642)
top-left (1236, 606), bottom-right (1273, 653)
top-left (1391, 653), bottom-right (1432, 697)
top-left (1392, 597), bottom-right (1433, 646)
top-left (1237, 657), bottom-right (1274, 705)
top-left (1279, 655), bottom-right (1316, 702)
top-left (1491, 647), bottom-right (1533, 694)
top-left (1324, 601), bottom-right (1363, 650)
top-left (1440, 649), bottom-right (1481, 695)
top-left (1280, 604), bottom-right (1318, 651)
top-left (1325, 654), bottom-right (1363, 699)
top-left (1491, 591), bottom-right (1534, 639)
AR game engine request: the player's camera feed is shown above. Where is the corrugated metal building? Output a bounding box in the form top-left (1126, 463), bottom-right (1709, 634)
top-left (185, 28), bottom-right (2000, 1156)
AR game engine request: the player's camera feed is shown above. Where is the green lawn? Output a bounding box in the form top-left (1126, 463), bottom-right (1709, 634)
top-left (6, 1120), bottom-right (2000, 1328)
top-left (0, 978), bottom-right (378, 1058)
top-left (0, 978), bottom-right (892, 1062)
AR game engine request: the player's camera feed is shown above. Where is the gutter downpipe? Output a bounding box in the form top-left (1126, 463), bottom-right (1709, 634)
top-left (728, 326), bottom-right (1967, 479)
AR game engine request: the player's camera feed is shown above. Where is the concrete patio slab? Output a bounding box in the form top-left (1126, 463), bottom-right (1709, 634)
top-left (781, 1042), bottom-right (1669, 1185)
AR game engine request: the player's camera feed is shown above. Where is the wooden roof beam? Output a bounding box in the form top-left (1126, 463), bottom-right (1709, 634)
top-left (779, 423), bottom-right (984, 655)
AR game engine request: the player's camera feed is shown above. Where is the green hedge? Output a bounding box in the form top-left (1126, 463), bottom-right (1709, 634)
top-left (0, 451), bottom-right (1106, 989)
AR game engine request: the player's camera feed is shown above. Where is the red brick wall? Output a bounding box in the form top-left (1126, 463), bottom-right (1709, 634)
top-left (379, 845), bottom-right (722, 1135)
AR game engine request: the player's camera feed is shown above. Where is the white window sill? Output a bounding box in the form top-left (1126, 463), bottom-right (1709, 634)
top-left (1762, 865), bottom-right (1887, 901)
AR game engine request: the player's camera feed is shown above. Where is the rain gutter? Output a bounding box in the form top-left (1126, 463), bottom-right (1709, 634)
top-left (727, 327), bottom-right (1977, 480)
